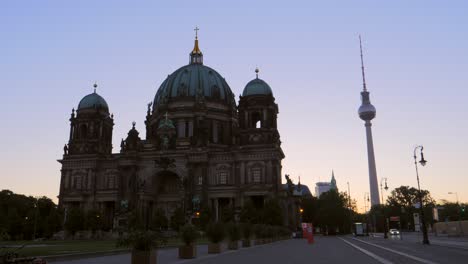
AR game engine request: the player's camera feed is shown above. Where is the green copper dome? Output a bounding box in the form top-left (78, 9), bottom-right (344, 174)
top-left (242, 78), bottom-right (273, 96)
top-left (153, 64), bottom-right (235, 107)
top-left (77, 92), bottom-right (109, 111)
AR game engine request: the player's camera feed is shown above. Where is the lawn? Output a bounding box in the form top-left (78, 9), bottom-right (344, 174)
top-left (0, 237), bottom-right (210, 257)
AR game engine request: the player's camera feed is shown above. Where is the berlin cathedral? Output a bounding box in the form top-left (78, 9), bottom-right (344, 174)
top-left (58, 32), bottom-right (301, 230)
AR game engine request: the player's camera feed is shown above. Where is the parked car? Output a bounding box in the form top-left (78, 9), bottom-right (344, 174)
top-left (389, 229), bottom-right (400, 236)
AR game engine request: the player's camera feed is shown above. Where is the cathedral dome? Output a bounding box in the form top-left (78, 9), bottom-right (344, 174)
top-left (242, 78), bottom-right (273, 96)
top-left (153, 64), bottom-right (235, 107)
top-left (242, 69), bottom-right (273, 96)
top-left (77, 91), bottom-right (109, 111)
top-left (153, 32), bottom-right (235, 109)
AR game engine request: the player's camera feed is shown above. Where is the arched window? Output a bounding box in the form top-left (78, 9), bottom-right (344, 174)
top-left (251, 167), bottom-right (262, 183)
top-left (197, 175), bottom-right (203, 185)
top-left (251, 112), bottom-right (262, 128)
top-left (218, 123), bottom-right (224, 144)
top-left (218, 171), bottom-right (228, 185)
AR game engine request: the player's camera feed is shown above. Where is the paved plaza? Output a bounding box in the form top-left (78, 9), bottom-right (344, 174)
top-left (51, 234), bottom-right (468, 264)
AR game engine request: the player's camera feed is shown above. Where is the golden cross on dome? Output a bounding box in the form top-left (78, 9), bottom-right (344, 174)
top-left (194, 26), bottom-right (199, 39)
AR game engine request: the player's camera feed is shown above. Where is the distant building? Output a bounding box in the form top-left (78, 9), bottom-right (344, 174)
top-left (315, 170), bottom-right (337, 197)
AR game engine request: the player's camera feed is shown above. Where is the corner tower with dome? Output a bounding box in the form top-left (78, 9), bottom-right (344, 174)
top-left (57, 32), bottom-right (287, 230)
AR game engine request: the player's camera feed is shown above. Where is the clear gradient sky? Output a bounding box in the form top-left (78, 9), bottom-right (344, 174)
top-left (1, 1), bottom-right (467, 211)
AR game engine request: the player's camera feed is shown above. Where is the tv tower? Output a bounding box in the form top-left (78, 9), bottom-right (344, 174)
top-left (358, 36), bottom-right (380, 206)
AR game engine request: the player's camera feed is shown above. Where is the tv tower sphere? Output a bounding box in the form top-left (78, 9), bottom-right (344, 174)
top-left (358, 92), bottom-right (376, 121)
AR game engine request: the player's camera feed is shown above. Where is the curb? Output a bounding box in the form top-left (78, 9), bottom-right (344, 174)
top-left (42, 249), bottom-right (130, 262)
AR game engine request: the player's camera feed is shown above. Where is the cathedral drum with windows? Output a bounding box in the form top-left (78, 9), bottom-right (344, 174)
top-left (58, 33), bottom-right (285, 230)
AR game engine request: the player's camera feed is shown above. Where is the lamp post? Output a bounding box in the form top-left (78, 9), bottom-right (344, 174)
top-left (413, 145), bottom-right (429, 245)
top-left (380, 178), bottom-right (388, 238)
top-left (347, 182), bottom-right (353, 234)
top-left (33, 198), bottom-right (39, 240)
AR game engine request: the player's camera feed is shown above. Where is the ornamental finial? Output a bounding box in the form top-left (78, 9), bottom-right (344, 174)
top-left (190, 27), bottom-right (203, 64)
top-left (192, 26), bottom-right (201, 53)
top-left (194, 26), bottom-right (199, 39)
top-left (255, 67), bottom-right (259, 79)
top-left (93, 82), bottom-right (98, 93)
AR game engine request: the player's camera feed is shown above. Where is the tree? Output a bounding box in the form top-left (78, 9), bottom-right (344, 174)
top-left (240, 200), bottom-right (261, 224)
top-left (151, 208), bottom-right (168, 230)
top-left (315, 190), bottom-right (348, 234)
top-left (0, 190), bottom-right (62, 240)
top-left (198, 207), bottom-right (212, 231)
top-left (170, 207), bottom-right (185, 231)
top-left (85, 209), bottom-right (103, 234)
top-left (301, 197), bottom-right (318, 223)
top-left (221, 207), bottom-right (235, 222)
top-left (263, 198), bottom-right (283, 226)
top-left (386, 186), bottom-right (435, 230)
top-left (436, 200), bottom-right (468, 221)
top-left (65, 208), bottom-right (85, 236)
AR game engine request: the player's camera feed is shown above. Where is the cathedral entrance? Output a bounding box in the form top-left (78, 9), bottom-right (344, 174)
top-left (212, 197), bottom-right (235, 222)
top-left (152, 170), bottom-right (184, 226)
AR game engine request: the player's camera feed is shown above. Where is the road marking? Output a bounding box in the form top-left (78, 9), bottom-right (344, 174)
top-left (338, 237), bottom-right (393, 264)
top-left (351, 237), bottom-right (439, 264)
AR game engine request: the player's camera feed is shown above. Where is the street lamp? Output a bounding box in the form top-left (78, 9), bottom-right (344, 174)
top-left (33, 199), bottom-right (39, 240)
top-left (413, 145), bottom-right (429, 245)
top-left (380, 178), bottom-right (389, 239)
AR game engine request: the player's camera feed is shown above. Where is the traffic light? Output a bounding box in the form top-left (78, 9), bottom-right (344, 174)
top-left (194, 211), bottom-right (200, 218)
top-left (299, 208), bottom-right (304, 214)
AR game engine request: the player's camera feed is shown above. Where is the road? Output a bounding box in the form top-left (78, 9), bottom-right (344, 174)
top-left (52, 235), bottom-right (468, 264)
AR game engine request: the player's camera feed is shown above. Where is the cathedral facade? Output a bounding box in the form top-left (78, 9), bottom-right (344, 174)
top-left (58, 34), bottom-right (285, 229)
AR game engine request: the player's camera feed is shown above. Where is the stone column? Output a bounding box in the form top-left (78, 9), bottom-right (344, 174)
top-left (214, 198), bottom-right (219, 222)
top-left (240, 162), bottom-right (245, 184)
top-left (266, 161), bottom-right (272, 183)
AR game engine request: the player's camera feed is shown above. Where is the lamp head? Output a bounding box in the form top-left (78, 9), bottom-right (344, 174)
top-left (384, 181), bottom-right (388, 191)
top-left (419, 151), bottom-right (427, 166)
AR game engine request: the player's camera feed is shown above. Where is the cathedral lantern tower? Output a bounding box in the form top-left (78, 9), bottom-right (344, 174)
top-left (66, 84), bottom-right (114, 155)
top-left (238, 68), bottom-right (280, 146)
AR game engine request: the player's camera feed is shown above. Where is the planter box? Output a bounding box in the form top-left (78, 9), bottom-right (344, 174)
top-left (208, 243), bottom-right (222, 254)
top-left (131, 249), bottom-right (157, 264)
top-left (178, 245), bottom-right (196, 259)
top-left (242, 239), bottom-right (251, 247)
top-left (228, 241), bottom-right (239, 250)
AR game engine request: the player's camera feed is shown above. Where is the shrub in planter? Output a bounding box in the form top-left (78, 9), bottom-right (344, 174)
top-left (227, 223), bottom-right (240, 250)
top-left (117, 230), bottom-right (162, 264)
top-left (254, 224), bottom-right (265, 245)
top-left (241, 223), bottom-right (252, 247)
top-left (265, 225), bottom-right (275, 243)
top-left (206, 222), bottom-right (225, 253)
top-left (178, 224), bottom-right (199, 259)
